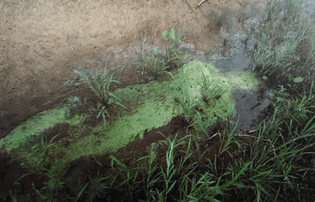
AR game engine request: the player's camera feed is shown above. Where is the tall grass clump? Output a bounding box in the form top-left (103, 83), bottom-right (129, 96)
top-left (75, 61), bottom-right (126, 125)
top-left (106, 133), bottom-right (249, 201)
top-left (172, 85), bottom-right (200, 132)
top-left (239, 82), bottom-right (315, 201)
top-left (136, 26), bottom-right (190, 82)
top-left (201, 71), bottom-right (226, 101)
top-left (33, 160), bottom-right (69, 202)
top-left (16, 133), bottom-right (63, 180)
top-left (249, 0), bottom-right (315, 86)
top-left (161, 25), bottom-right (189, 64)
top-left (136, 37), bottom-right (175, 81)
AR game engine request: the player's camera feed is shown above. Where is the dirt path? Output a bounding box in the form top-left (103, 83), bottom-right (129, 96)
top-left (0, 0), bottom-right (268, 137)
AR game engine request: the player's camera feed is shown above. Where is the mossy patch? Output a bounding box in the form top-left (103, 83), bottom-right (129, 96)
top-left (1, 60), bottom-right (261, 164)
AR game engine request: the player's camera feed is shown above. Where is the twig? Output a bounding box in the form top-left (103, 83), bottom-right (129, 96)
top-left (196, 0), bottom-right (208, 9)
top-left (251, 101), bottom-right (261, 110)
top-left (199, 133), bottom-right (219, 143)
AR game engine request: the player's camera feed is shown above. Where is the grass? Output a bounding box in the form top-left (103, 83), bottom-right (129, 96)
top-left (249, 0), bottom-right (315, 88)
top-left (161, 25), bottom-right (189, 64)
top-left (86, 171), bottom-right (108, 201)
top-left (13, 0), bottom-right (315, 200)
top-left (136, 25), bottom-right (189, 82)
top-left (104, 88), bottom-right (315, 201)
top-left (172, 85), bottom-right (199, 132)
top-left (136, 37), bottom-right (170, 80)
top-left (74, 61), bottom-right (127, 125)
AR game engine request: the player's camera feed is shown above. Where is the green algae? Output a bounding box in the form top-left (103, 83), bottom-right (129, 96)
top-left (223, 71), bottom-right (261, 90)
top-left (0, 101), bottom-right (87, 153)
top-left (65, 114), bottom-right (87, 126)
top-left (1, 60), bottom-right (261, 165)
top-left (62, 60), bottom-right (260, 162)
top-left (0, 106), bottom-right (69, 152)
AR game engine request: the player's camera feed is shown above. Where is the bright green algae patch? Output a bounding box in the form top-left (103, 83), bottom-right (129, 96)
top-left (1, 106), bottom-right (61, 152)
top-left (62, 60), bottom-right (261, 162)
top-left (223, 71), bottom-right (261, 89)
top-left (1, 60), bottom-right (261, 164)
top-left (0, 103), bottom-right (87, 153)
top-left (66, 99), bottom-right (175, 161)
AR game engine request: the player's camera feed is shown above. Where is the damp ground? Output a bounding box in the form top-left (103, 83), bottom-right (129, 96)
top-left (1, 0), bottom-right (315, 201)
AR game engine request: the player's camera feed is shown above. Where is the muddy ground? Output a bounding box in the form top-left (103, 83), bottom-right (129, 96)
top-left (0, 0), bottom-right (274, 201)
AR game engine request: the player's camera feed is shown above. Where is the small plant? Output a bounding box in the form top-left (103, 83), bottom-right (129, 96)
top-left (173, 85), bottom-right (200, 131)
top-left (75, 62), bottom-right (127, 125)
top-left (136, 26), bottom-right (189, 82)
top-left (161, 25), bottom-right (188, 63)
top-left (274, 82), bottom-right (315, 124)
top-left (32, 159), bottom-right (70, 202)
top-left (218, 124), bottom-right (239, 155)
top-left (109, 155), bottom-right (141, 200)
top-left (67, 180), bottom-right (89, 202)
top-left (42, 160), bottom-right (68, 196)
top-left (201, 71), bottom-right (211, 91)
top-left (191, 110), bottom-right (212, 139)
top-left (201, 71), bottom-right (226, 101)
top-left (33, 186), bottom-right (57, 202)
top-left (83, 171), bottom-right (108, 201)
top-left (27, 133), bottom-right (60, 173)
top-left (158, 134), bottom-right (185, 201)
top-left (136, 143), bottom-right (160, 200)
top-left (93, 102), bottom-right (110, 126)
top-left (136, 37), bottom-right (175, 81)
